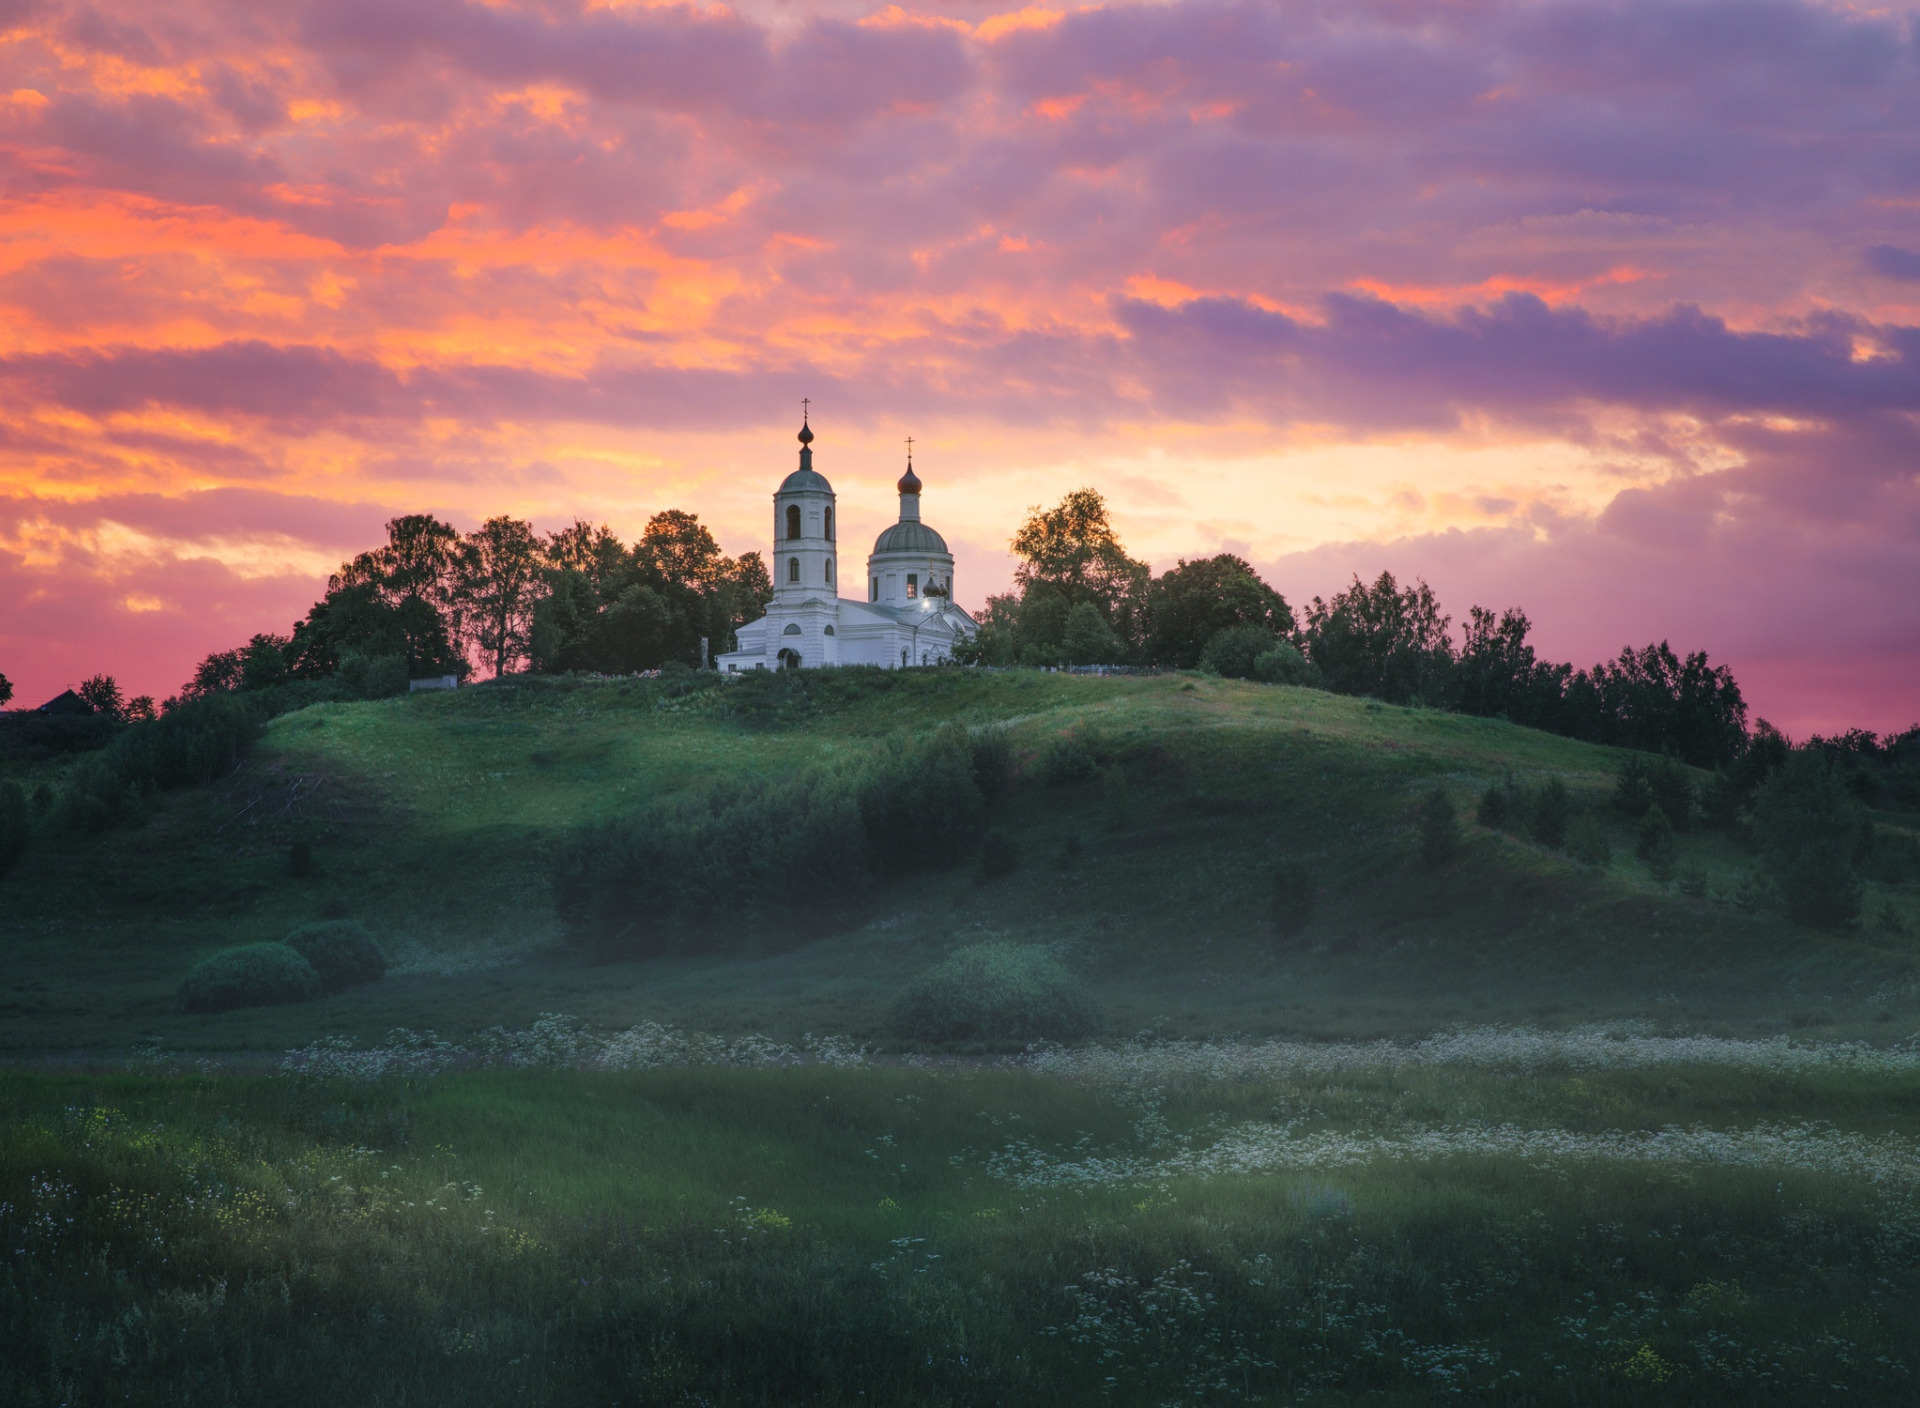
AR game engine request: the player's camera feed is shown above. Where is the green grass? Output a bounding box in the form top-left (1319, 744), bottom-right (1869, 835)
top-left (2, 670), bottom-right (1915, 1051)
top-left (6, 1055), bottom-right (1919, 1404)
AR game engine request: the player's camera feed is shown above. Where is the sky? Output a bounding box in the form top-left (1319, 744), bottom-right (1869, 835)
top-left (1, 0), bottom-right (1917, 735)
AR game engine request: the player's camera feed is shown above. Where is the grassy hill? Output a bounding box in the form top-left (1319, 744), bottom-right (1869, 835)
top-left (4, 669), bottom-right (1913, 1052)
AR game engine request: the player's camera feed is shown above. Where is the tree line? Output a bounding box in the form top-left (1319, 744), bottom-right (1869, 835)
top-left (964, 486), bottom-right (1766, 772)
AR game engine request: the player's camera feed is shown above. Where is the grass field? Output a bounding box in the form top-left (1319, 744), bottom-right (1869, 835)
top-left (4, 668), bottom-right (1919, 1403)
top-left (3, 670), bottom-right (1915, 1051)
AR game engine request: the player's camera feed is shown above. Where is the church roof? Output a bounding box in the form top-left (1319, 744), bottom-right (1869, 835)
top-left (872, 520), bottom-right (949, 554)
top-left (779, 466), bottom-right (834, 493)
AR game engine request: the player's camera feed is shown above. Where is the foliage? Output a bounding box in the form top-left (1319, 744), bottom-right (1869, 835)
top-left (1253, 642), bottom-right (1325, 687)
top-left (1566, 812), bottom-right (1612, 867)
top-left (1035, 728), bottom-right (1106, 786)
top-left (1010, 488), bottom-right (1149, 628)
top-left (1418, 786), bottom-right (1459, 866)
top-left (77, 673), bottom-right (126, 721)
top-left (176, 943), bottom-right (320, 1013)
top-left (1142, 554), bottom-right (1294, 668)
top-left (967, 725), bottom-right (1013, 802)
top-left (1753, 753), bottom-right (1866, 930)
top-left (1637, 805), bottom-right (1677, 884)
top-left (0, 779), bottom-right (28, 876)
top-left (284, 920), bottom-right (387, 994)
top-left (456, 516), bottom-right (546, 678)
top-left (1614, 753), bottom-right (1655, 819)
top-left (1476, 774), bottom-right (1524, 831)
top-left (889, 942), bottom-right (1100, 1042)
top-left (1061, 600), bottom-right (1124, 665)
top-left (1302, 571), bottom-right (1454, 705)
top-left (1532, 778), bottom-right (1572, 850)
top-left (57, 692), bottom-right (268, 833)
top-left (556, 729), bottom-right (986, 956)
top-left (0, 668), bottom-right (10, 706)
top-left (1199, 624), bottom-right (1282, 680)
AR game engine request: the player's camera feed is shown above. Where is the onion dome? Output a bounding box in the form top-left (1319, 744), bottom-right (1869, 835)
top-left (897, 461), bottom-right (922, 495)
top-left (779, 411), bottom-right (832, 493)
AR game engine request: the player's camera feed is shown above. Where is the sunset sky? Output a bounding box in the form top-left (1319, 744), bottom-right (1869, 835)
top-left (2, 0), bottom-right (1917, 733)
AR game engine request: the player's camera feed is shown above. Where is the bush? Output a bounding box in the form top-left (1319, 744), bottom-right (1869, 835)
top-left (177, 943), bottom-right (320, 1014)
top-left (1780, 839), bottom-right (1861, 931)
top-left (285, 920), bottom-right (387, 993)
top-left (1035, 728), bottom-right (1104, 786)
top-left (890, 943), bottom-right (1100, 1044)
top-left (1613, 754), bottom-right (1653, 818)
top-left (1200, 625), bottom-right (1281, 680)
top-left (337, 648), bottom-right (409, 699)
top-left (859, 728), bottom-right (986, 871)
top-left (1565, 812), bottom-right (1612, 867)
top-left (0, 779), bottom-right (27, 876)
top-left (1636, 804), bottom-right (1676, 883)
top-left (1271, 858), bottom-right (1316, 939)
top-left (1253, 643), bottom-right (1325, 688)
top-left (1417, 786), bottom-right (1458, 866)
top-left (1531, 778), bottom-right (1571, 850)
top-left (1753, 751), bottom-right (1866, 928)
top-left (968, 725), bottom-right (1013, 801)
top-left (1477, 774), bottom-right (1524, 831)
top-left (976, 832), bottom-right (1019, 882)
top-left (1649, 757), bottom-right (1697, 832)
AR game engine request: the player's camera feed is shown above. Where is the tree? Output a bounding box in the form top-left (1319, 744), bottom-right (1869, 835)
top-left (1144, 555), bottom-right (1293, 668)
top-left (1301, 572), bottom-right (1454, 704)
top-left (455, 516), bottom-right (545, 677)
top-left (641, 509), bottom-right (724, 589)
top-left (1200, 625), bottom-right (1281, 680)
top-left (1061, 601), bottom-right (1123, 665)
top-left (1753, 751), bottom-right (1865, 929)
top-left (1532, 778), bottom-right (1571, 849)
top-left (294, 515), bottom-right (467, 679)
top-left (77, 674), bottom-right (125, 721)
top-left (1010, 488), bottom-right (1150, 652)
top-left (1565, 642), bottom-right (1747, 769)
top-left (1636, 804), bottom-right (1676, 883)
top-left (0, 671), bottom-right (12, 707)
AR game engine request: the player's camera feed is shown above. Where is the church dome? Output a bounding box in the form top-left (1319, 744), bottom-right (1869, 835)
top-left (779, 466), bottom-right (833, 493)
top-left (873, 520), bottom-right (948, 554)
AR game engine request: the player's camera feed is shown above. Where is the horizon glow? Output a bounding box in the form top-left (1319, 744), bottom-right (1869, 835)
top-left (3, 0), bottom-right (1918, 733)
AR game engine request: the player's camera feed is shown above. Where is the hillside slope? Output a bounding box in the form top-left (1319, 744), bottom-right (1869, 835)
top-left (2, 670), bottom-right (1912, 1051)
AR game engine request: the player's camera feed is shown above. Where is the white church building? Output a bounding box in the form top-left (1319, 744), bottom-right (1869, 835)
top-left (717, 418), bottom-right (978, 671)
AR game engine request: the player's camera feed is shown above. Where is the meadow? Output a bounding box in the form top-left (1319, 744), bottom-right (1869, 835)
top-left (3, 669), bottom-right (1918, 1402)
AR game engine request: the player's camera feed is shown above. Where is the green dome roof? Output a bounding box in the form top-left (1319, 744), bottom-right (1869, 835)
top-left (779, 467), bottom-right (833, 493)
top-left (873, 520), bottom-right (949, 554)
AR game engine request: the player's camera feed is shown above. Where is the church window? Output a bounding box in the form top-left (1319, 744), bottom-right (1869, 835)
top-left (824, 625), bottom-right (835, 636)
top-left (786, 505), bottom-right (801, 540)
top-left (783, 623), bottom-right (802, 635)
top-left (906, 574), bottom-right (918, 599)
top-left (825, 557), bottom-right (834, 584)
top-left (824, 506), bottom-right (833, 540)
top-left (871, 578), bottom-right (878, 602)
top-left (788, 557), bottom-right (799, 582)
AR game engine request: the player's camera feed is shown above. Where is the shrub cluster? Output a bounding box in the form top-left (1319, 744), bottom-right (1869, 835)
top-left (889, 943), bottom-right (1101, 1044)
top-left (286, 921), bottom-right (388, 993)
top-left (556, 728), bottom-right (993, 957)
top-left (177, 943), bottom-right (321, 1014)
top-left (1476, 773), bottom-right (1596, 860)
top-left (56, 693), bottom-right (268, 833)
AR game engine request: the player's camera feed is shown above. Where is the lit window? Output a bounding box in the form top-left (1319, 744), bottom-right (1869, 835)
top-left (906, 574), bottom-right (918, 599)
top-left (786, 505), bottom-right (801, 540)
top-left (788, 557), bottom-right (799, 582)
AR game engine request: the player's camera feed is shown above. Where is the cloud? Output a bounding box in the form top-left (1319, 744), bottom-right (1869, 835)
top-left (1867, 245), bottom-right (1920, 282)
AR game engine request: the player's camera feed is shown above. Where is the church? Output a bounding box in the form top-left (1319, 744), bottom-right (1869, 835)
top-left (716, 418), bottom-right (979, 671)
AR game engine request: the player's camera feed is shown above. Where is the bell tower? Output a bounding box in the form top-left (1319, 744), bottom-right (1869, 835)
top-left (772, 409), bottom-right (838, 603)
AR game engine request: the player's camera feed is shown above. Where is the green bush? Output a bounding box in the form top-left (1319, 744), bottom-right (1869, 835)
top-left (285, 920), bottom-right (387, 994)
top-left (176, 943), bottom-right (320, 1014)
top-left (967, 725), bottom-right (1013, 801)
top-left (890, 943), bottom-right (1100, 1043)
top-left (1200, 625), bottom-right (1280, 680)
top-left (1636, 804), bottom-right (1676, 883)
top-left (1476, 774), bottom-right (1523, 831)
top-left (1565, 813), bottom-right (1612, 867)
top-left (1417, 786), bottom-right (1458, 866)
top-left (1035, 728), bottom-right (1104, 786)
top-left (1780, 839), bottom-right (1861, 931)
top-left (1613, 754), bottom-right (1654, 819)
top-left (1531, 778), bottom-right (1571, 849)
top-left (1649, 757), bottom-right (1697, 832)
top-left (860, 728), bottom-right (985, 871)
top-left (1271, 858), bottom-right (1316, 939)
top-left (0, 779), bottom-right (27, 876)
top-left (1253, 643), bottom-right (1325, 688)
